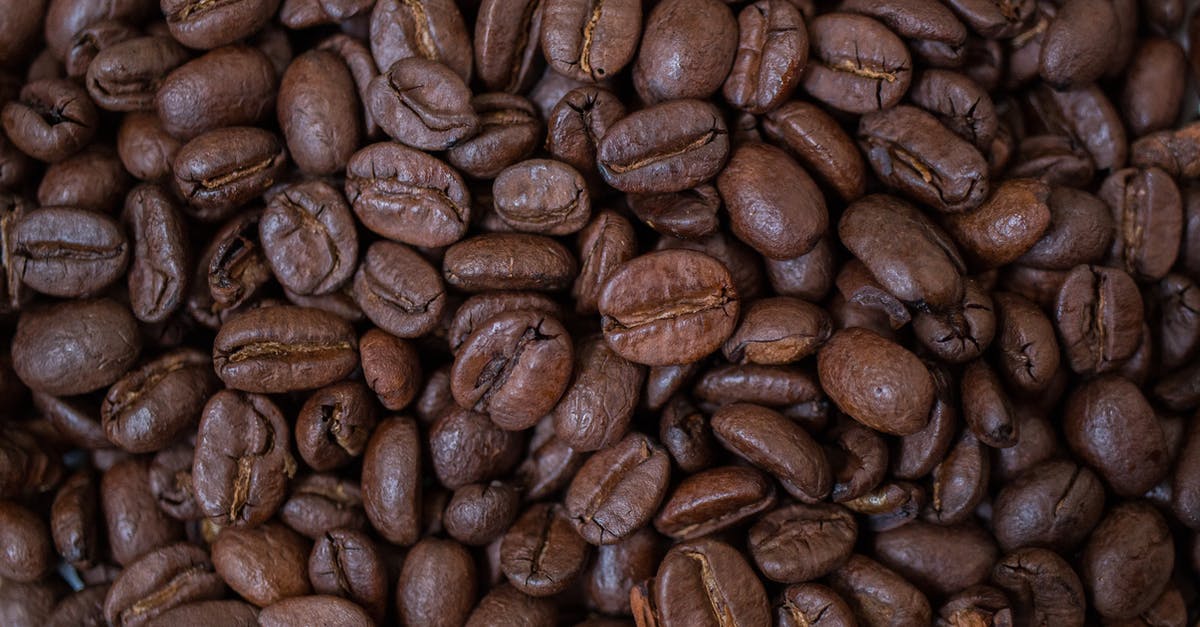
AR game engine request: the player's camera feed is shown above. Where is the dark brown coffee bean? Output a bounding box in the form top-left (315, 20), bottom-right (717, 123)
top-left (369, 0), bottom-right (473, 83)
top-left (775, 583), bottom-right (856, 627)
top-left (711, 403), bottom-right (831, 501)
top-left (991, 548), bottom-right (1085, 627)
top-left (212, 523), bottom-right (312, 608)
top-left (943, 179), bottom-right (1051, 269)
top-left (960, 359), bottom-right (1017, 448)
top-left (278, 474), bottom-right (365, 540)
top-left (346, 141), bottom-right (471, 246)
top-left (1121, 38), bottom-right (1186, 137)
top-left (544, 86), bottom-right (625, 183)
top-left (193, 390), bottom-right (295, 527)
top-left (818, 327), bottom-right (933, 436)
top-left (1026, 83), bottom-right (1127, 172)
top-left (84, 36), bottom-right (186, 114)
top-left (748, 502), bottom-right (856, 583)
top-left (13, 298), bottom-right (141, 396)
top-left (212, 305), bottom-right (358, 393)
top-left (396, 537), bottom-right (477, 626)
top-left (367, 57), bottom-right (478, 151)
top-left (1017, 186), bottom-right (1114, 271)
top-left (762, 102), bottom-right (866, 203)
top-left (307, 528), bottom-right (386, 623)
top-left (992, 459), bottom-right (1104, 553)
top-left (103, 457), bottom-right (184, 566)
top-left (156, 46), bottom-right (277, 141)
top-left (565, 432), bottom-right (670, 545)
top-left (277, 50), bottom-right (359, 176)
top-left (596, 99), bottom-right (730, 194)
top-left (654, 465), bottom-right (776, 540)
top-left (101, 349), bottom-right (218, 454)
top-left (172, 127), bottom-right (287, 222)
top-left (803, 13), bottom-right (912, 114)
top-left (493, 159), bottom-right (590, 235)
top-left (860, 104), bottom-right (989, 213)
top-left (0, 500), bottom-right (53, 583)
top-left (598, 249), bottom-right (739, 366)
top-left (444, 481), bottom-right (520, 546)
top-left (430, 407), bottom-right (524, 490)
top-left (632, 0), bottom-right (736, 104)
top-left (992, 291), bottom-right (1060, 393)
top-left (573, 210), bottom-right (636, 315)
top-left (474, 0), bottom-right (545, 93)
top-left (552, 335), bottom-right (644, 451)
top-left (259, 596), bottom-right (371, 627)
top-left (162, 0), bottom-right (279, 50)
top-left (103, 543), bottom-right (224, 627)
top-left (358, 329), bottom-right (421, 412)
top-left (260, 181), bottom-right (357, 297)
top-left (656, 230), bottom-right (768, 301)
top-left (693, 363), bottom-right (822, 409)
top-left (148, 444), bottom-right (201, 522)
top-left (360, 416), bottom-right (421, 545)
top-left (583, 527), bottom-right (660, 616)
top-left (465, 583), bottom-right (557, 627)
top-left (626, 186), bottom-right (720, 241)
top-left (353, 241), bottom-right (446, 338)
top-left (51, 470), bottom-right (99, 569)
top-left (653, 537), bottom-right (770, 626)
top-left (11, 206), bottom-right (128, 298)
top-left (1099, 167), bottom-right (1183, 282)
top-left (37, 147), bottom-right (129, 212)
top-left (936, 585), bottom-right (1014, 627)
top-left (501, 502), bottom-right (590, 596)
top-left (924, 429), bottom-right (989, 525)
top-left (723, 0), bottom-right (808, 114)
top-left (448, 292), bottom-right (562, 354)
top-left (117, 113), bottom-right (181, 183)
top-left (122, 187), bottom-right (188, 322)
top-left (943, 0), bottom-right (1035, 38)
top-left (2, 78), bottom-right (98, 162)
top-left (873, 521), bottom-right (997, 598)
top-left (540, 0), bottom-right (642, 82)
top-left (295, 381), bottom-right (377, 472)
top-left (446, 234), bottom-right (575, 292)
top-left (829, 554), bottom-right (931, 626)
top-left (717, 142), bottom-right (827, 259)
top-left (723, 297), bottom-right (830, 365)
top-left (446, 93), bottom-right (543, 179)
top-left (1064, 375), bottom-right (1168, 497)
top-left (279, 0), bottom-right (374, 27)
top-left (1053, 264), bottom-right (1144, 375)
top-left (451, 310), bottom-right (573, 430)
top-left (518, 417), bottom-right (588, 501)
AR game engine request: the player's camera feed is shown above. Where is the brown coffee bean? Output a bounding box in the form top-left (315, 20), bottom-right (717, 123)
top-left (829, 554), bottom-right (932, 626)
top-left (13, 298), bottom-right (141, 396)
top-left (501, 502), bottom-right (590, 596)
top-left (278, 474), bottom-right (365, 540)
top-left (711, 403), bottom-right (832, 502)
top-left (397, 538), bottom-right (477, 626)
top-left (446, 93), bottom-right (543, 179)
top-left (718, 142), bottom-right (828, 260)
top-left (212, 305), bottom-right (358, 393)
top-left (1064, 375), bottom-right (1168, 497)
top-left (552, 335), bottom-right (645, 451)
top-left (278, 50), bottom-right (359, 176)
top-left (748, 502), bottom-right (856, 583)
top-left (1053, 264), bottom-right (1144, 375)
top-left (11, 206), bottom-right (129, 298)
top-left (2, 78), bottom-right (98, 163)
top-left (212, 523), bottom-right (312, 608)
top-left (541, 0), bottom-right (642, 82)
top-left (444, 233), bottom-right (577, 292)
top-left (803, 13), bottom-right (912, 114)
top-left (102, 458), bottom-right (184, 566)
top-left (992, 548), bottom-right (1085, 627)
top-left (0, 500), bottom-right (53, 583)
top-left (654, 465), bottom-right (776, 540)
top-left (353, 241), bottom-right (446, 339)
top-left (992, 459), bottom-right (1104, 552)
top-left (103, 543), bottom-right (225, 627)
top-left (596, 99), bottom-right (730, 194)
top-left (1099, 167), bottom-right (1183, 282)
top-left (431, 407), bottom-right (524, 490)
top-left (873, 521), bottom-right (998, 598)
top-left (366, 57), bottom-right (478, 151)
top-left (565, 432), bottom-right (670, 545)
top-left (632, 0), bottom-right (737, 104)
top-left (172, 127), bottom-right (287, 222)
top-left (369, 0), bottom-right (473, 82)
top-left (818, 327), bottom-right (934, 436)
top-left (101, 349), bottom-right (218, 454)
top-left (653, 538), bottom-right (770, 626)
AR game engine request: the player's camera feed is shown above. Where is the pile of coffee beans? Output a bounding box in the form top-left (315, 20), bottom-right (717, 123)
top-left (2, 0), bottom-right (1200, 625)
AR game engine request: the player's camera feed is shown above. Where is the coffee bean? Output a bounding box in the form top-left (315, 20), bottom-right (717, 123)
top-left (501, 502), bottom-right (590, 596)
top-left (565, 432), bottom-right (670, 545)
top-left (278, 50), bottom-right (360, 176)
top-left (369, 0), bottom-right (473, 83)
top-left (829, 554), bottom-right (932, 626)
top-left (1064, 374), bottom-right (1168, 497)
top-left (552, 335), bottom-right (644, 451)
top-left (444, 233), bottom-right (577, 292)
top-left (13, 298), bottom-right (141, 396)
top-left (367, 58), bottom-right (478, 151)
top-left (212, 305), bottom-right (358, 393)
top-left (803, 13), bottom-right (912, 114)
top-left (446, 93), bottom-right (543, 179)
top-left (748, 502), bottom-right (856, 583)
top-left (597, 99), bottom-right (730, 194)
top-left (711, 403), bottom-right (832, 501)
top-left (1053, 264), bottom-right (1144, 375)
top-left (430, 407), bottom-right (524, 490)
top-left (278, 474), bottom-right (365, 539)
top-left (654, 465), bottom-right (776, 540)
top-left (101, 348), bottom-right (219, 454)
top-left (0, 500), bottom-right (53, 583)
top-left (633, 0), bottom-right (737, 104)
top-left (992, 459), bottom-right (1104, 552)
top-left (157, 46), bottom-right (278, 141)
top-left (103, 458), bottom-right (184, 566)
top-left (541, 0), bottom-right (642, 82)
top-left (102, 543), bottom-right (225, 627)
top-left (992, 548), bottom-right (1085, 627)
top-left (397, 537), bottom-right (477, 626)
top-left (212, 523), bottom-right (312, 608)
top-left (353, 240), bottom-right (446, 338)
top-left (652, 538), bottom-right (770, 626)
top-left (2, 78), bottom-right (98, 163)
top-left (172, 127), bottom-right (287, 222)
top-left (162, 0), bottom-right (280, 49)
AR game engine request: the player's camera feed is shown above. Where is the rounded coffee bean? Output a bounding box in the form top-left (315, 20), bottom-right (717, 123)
top-left (1053, 264), bottom-right (1144, 375)
top-left (353, 241), bottom-right (446, 338)
top-left (653, 538), bottom-right (770, 626)
top-left (50, 470), bottom-right (99, 569)
top-left (144, 600), bottom-right (258, 626)
top-left (818, 327), bottom-right (934, 436)
top-left (444, 233), bottom-right (576, 292)
top-left (598, 249), bottom-right (739, 366)
top-left (451, 310), bottom-right (573, 430)
top-left (473, 0), bottom-right (545, 93)
top-left (540, 0), bottom-right (642, 82)
top-left (37, 147), bottom-right (130, 212)
top-left (803, 13), bottom-right (912, 114)
top-left (118, 113), bottom-right (181, 182)
top-left (307, 528), bottom-right (386, 623)
top-left (552, 335), bottom-right (645, 451)
top-left (162, 0), bottom-right (279, 49)
top-left (396, 537), bottom-right (477, 627)
top-left (993, 291), bottom-right (1061, 393)
top-left (493, 159), bottom-right (590, 235)
top-left (212, 305), bottom-right (358, 393)
top-left (828, 555), bottom-right (932, 626)
top-left (101, 348), bottom-right (219, 453)
top-left (369, 0), bottom-right (473, 82)
top-left (359, 329), bottom-right (422, 411)
top-left (597, 99), bottom-right (730, 194)
top-left (711, 403), bottom-right (831, 502)
top-left (172, 127), bottom-right (287, 222)
top-left (362, 416), bottom-right (421, 545)
top-left (960, 359), bottom-right (1017, 448)
top-left (1017, 186), bottom-right (1114, 271)
top-left (1099, 167), bottom-right (1183, 282)
top-left (992, 459), bottom-right (1104, 552)
top-left (2, 78), bottom-right (98, 163)
top-left (366, 57), bottom-right (478, 151)
top-left (149, 444), bottom-right (202, 522)
top-left (632, 0), bottom-right (737, 104)
top-left (11, 206), bottom-right (129, 298)
top-left (278, 474), bottom-right (365, 539)
top-left (872, 521), bottom-right (997, 598)
top-left (723, 296), bottom-right (831, 365)
top-left (762, 102), bottom-right (866, 203)
top-left (723, 0), bottom-right (808, 114)
top-left (260, 180), bottom-right (358, 297)
top-left (212, 523), bottom-right (312, 608)
top-left (1064, 375), bottom-right (1168, 497)
top-left (430, 407), bottom-right (523, 490)
top-left (193, 391), bottom-right (295, 527)
top-left (565, 432), bottom-right (670, 545)
top-left (156, 46), bottom-right (278, 141)
top-left (717, 142), bottom-right (828, 260)
top-left (295, 381), bottom-right (377, 471)
top-left (748, 502), bottom-right (857, 583)
top-left (444, 481), bottom-right (521, 546)
top-left (465, 584), bottom-right (557, 627)
top-left (103, 543), bottom-right (224, 627)
top-left (501, 503), bottom-right (590, 596)
top-left (446, 93), bottom-right (543, 179)
top-left (86, 36), bottom-right (190, 113)
top-left (0, 500), bottom-right (52, 583)
top-left (13, 298), bottom-right (141, 396)
top-left (653, 466), bottom-right (776, 540)
top-left (775, 584), bottom-right (856, 627)
top-left (103, 458), bottom-right (184, 566)
top-left (991, 549), bottom-right (1082, 627)
top-left (278, 50), bottom-right (359, 176)
top-left (943, 179), bottom-right (1051, 268)
top-left (259, 596), bottom-right (372, 627)
top-left (545, 86), bottom-right (625, 181)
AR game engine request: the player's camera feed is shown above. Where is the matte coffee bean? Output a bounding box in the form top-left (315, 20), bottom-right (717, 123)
top-left (819, 327), bottom-right (934, 436)
top-left (353, 241), bottom-right (446, 339)
top-left (596, 99), bottom-right (730, 194)
top-left (992, 459), bottom-right (1104, 552)
top-left (775, 583), bottom-right (856, 627)
top-left (465, 584), bottom-right (557, 627)
top-left (212, 523), bottom-right (312, 608)
top-left (12, 298), bottom-right (141, 396)
top-left (156, 46), bottom-right (278, 141)
top-left (723, 297), bottom-right (831, 365)
top-left (1099, 167), bottom-right (1183, 282)
top-left (366, 57), bottom-right (478, 151)
top-left (545, 86), bottom-right (625, 181)
top-left (872, 521), bottom-right (997, 598)
top-left (1064, 375), bottom-right (1168, 497)
top-left (943, 179), bottom-right (1051, 268)
top-left (148, 444), bottom-right (202, 522)
top-left (829, 555), bottom-right (932, 626)
top-left (397, 538), bottom-right (477, 627)
top-left (762, 102), bottom-right (866, 203)
top-left (50, 470), bottom-right (99, 569)
top-left (993, 549), bottom-right (1086, 626)
top-left (430, 407), bottom-right (524, 490)
top-left (1017, 186), bottom-right (1114, 271)
top-left (193, 391), bottom-right (296, 527)
top-left (748, 502), bottom-right (856, 583)
top-left (259, 596), bottom-right (371, 627)
top-left (278, 50), bottom-right (359, 176)
top-left (37, 147), bottom-right (129, 213)
top-left (212, 305), bottom-right (358, 393)
top-left (718, 142), bottom-right (828, 260)
top-left (552, 335), bottom-right (644, 451)
top-left (444, 481), bottom-right (520, 547)
top-left (307, 528), bottom-right (386, 623)
top-left (565, 432), bottom-right (670, 545)
top-left (101, 348), bottom-right (219, 453)
top-left (260, 181), bottom-right (358, 297)
top-left (87, 36), bottom-right (190, 113)
top-left (500, 502), bottom-right (590, 596)
top-left (118, 113), bottom-right (181, 183)
top-left (0, 500), bottom-right (53, 583)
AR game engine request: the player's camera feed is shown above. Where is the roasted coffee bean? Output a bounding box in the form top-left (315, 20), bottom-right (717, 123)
top-left (353, 240), bottom-right (446, 338)
top-left (360, 416), bottom-right (421, 545)
top-left (51, 470), bottom-right (99, 569)
top-left (723, 0), bottom-right (808, 114)
top-left (396, 538), bottom-right (477, 626)
top-left (366, 57), bottom-right (478, 151)
top-left (2, 78), bottom-right (98, 162)
top-left (545, 86), bottom-right (625, 182)
top-left (157, 46), bottom-right (277, 141)
top-left (444, 233), bottom-right (577, 292)
top-left (258, 596), bottom-right (371, 627)
top-left (654, 465), bottom-right (776, 540)
top-left (762, 102), bottom-right (866, 203)
top-left (346, 141), bottom-right (471, 246)
top-left (369, 0), bottom-right (473, 83)
top-left (723, 297), bottom-right (830, 365)
top-left (960, 359), bottom-right (1017, 448)
top-left (307, 528), bottom-right (386, 623)
top-left (193, 390), bottom-right (295, 527)
top-left (212, 523), bottom-right (312, 607)
top-left (775, 583), bottom-right (856, 627)
top-left (829, 554), bottom-right (932, 626)
top-left (501, 502), bottom-right (590, 596)
top-left (992, 548), bottom-right (1085, 627)
top-left (818, 327), bottom-right (934, 436)
top-left (86, 36), bottom-right (189, 114)
top-left (295, 381), bottom-right (377, 472)
top-left (803, 13), bottom-right (912, 114)
top-left (278, 474), bottom-right (365, 539)
top-left (626, 186), bottom-right (720, 241)
top-left (102, 543), bottom-right (225, 627)
top-left (431, 407), bottom-right (524, 491)
top-left (573, 210), bottom-right (637, 315)
top-left (718, 142), bottom-right (827, 259)
top-left (122, 197), bottom-right (192, 324)
top-left (598, 249), bottom-right (738, 366)
top-left (101, 349), bottom-right (218, 453)
top-left (596, 99), bottom-right (730, 194)
top-left (1064, 375), bottom-right (1168, 497)
top-left (992, 459), bottom-right (1104, 552)
top-left (118, 113), bottom-right (182, 182)
top-left (1026, 83), bottom-right (1127, 172)
top-left (1053, 264), bottom-right (1144, 375)
top-left (12, 298), bottom-right (141, 396)
top-left (11, 206), bottom-right (128, 298)
top-left (148, 444), bottom-right (202, 521)
top-left (711, 403), bottom-right (831, 502)
top-left (278, 50), bottom-right (359, 176)
top-left (541, 0), bottom-right (642, 82)
top-left (632, 0), bottom-right (736, 104)
top-left (260, 180), bottom-right (357, 297)
top-left (103, 457), bottom-right (184, 566)
top-left (552, 335), bottom-right (644, 451)
top-left (748, 502), bottom-right (856, 583)
top-left (493, 159), bottom-right (590, 235)
top-left (565, 432), bottom-right (670, 545)
top-left (0, 500), bottom-right (53, 583)
top-left (652, 537), bottom-right (770, 626)
top-left (474, 0), bottom-right (545, 93)
top-left (465, 584), bottom-right (557, 626)
top-left (212, 305), bottom-right (358, 393)
top-left (172, 127), bottom-right (287, 222)
top-left (162, 0), bottom-right (280, 50)
top-left (37, 147), bottom-right (128, 213)
top-left (443, 481), bottom-right (521, 547)
top-left (451, 310), bottom-right (573, 430)
top-left (1017, 186), bottom-right (1114, 271)
top-left (446, 93), bottom-right (543, 179)
top-left (873, 521), bottom-right (997, 598)
top-left (1099, 167), bottom-right (1183, 282)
